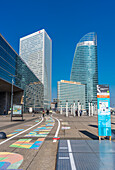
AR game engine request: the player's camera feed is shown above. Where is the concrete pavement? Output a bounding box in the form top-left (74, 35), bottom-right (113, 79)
top-left (0, 113), bottom-right (115, 169)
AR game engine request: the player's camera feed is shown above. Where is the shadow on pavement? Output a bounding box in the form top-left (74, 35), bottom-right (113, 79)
top-left (88, 124), bottom-right (98, 128)
top-left (0, 117), bottom-right (38, 130)
top-left (12, 119), bottom-right (25, 121)
top-left (79, 130), bottom-right (99, 140)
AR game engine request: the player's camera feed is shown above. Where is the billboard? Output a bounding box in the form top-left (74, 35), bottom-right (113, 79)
top-left (13, 105), bottom-right (22, 115)
top-left (97, 85), bottom-right (111, 137)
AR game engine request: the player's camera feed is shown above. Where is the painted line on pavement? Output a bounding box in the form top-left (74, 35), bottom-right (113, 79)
top-left (59, 147), bottom-right (68, 149)
top-left (0, 117), bottom-right (44, 145)
top-left (67, 140), bottom-right (76, 170)
top-left (52, 116), bottom-right (60, 142)
top-left (59, 157), bottom-right (69, 159)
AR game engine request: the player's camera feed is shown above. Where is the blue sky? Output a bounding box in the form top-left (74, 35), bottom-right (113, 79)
top-left (0, 0), bottom-right (115, 106)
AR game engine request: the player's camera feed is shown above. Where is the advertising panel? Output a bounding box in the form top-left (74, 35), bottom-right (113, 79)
top-left (97, 85), bottom-right (111, 137)
top-left (13, 105), bottom-right (22, 115)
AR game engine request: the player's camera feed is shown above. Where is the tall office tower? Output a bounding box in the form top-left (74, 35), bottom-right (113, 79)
top-left (0, 34), bottom-right (43, 114)
top-left (57, 80), bottom-right (85, 109)
top-left (19, 29), bottom-right (52, 109)
top-left (70, 32), bottom-right (98, 108)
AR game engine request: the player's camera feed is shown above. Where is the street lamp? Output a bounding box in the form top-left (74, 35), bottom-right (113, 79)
top-left (9, 74), bottom-right (18, 121)
top-left (10, 76), bottom-right (14, 121)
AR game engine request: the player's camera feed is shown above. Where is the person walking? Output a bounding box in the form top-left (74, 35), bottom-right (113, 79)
top-left (32, 109), bottom-right (35, 117)
top-left (87, 109), bottom-right (88, 116)
top-left (80, 110), bottom-right (82, 116)
top-left (4, 109), bottom-right (6, 115)
top-left (42, 110), bottom-right (45, 117)
top-left (47, 109), bottom-right (49, 115)
top-left (75, 109), bottom-right (78, 116)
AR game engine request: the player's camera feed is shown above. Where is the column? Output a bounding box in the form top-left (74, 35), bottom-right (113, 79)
top-left (71, 104), bottom-right (72, 115)
top-left (60, 105), bottom-right (62, 114)
top-left (91, 102), bottom-right (93, 116)
top-left (66, 100), bottom-right (68, 117)
top-left (78, 100), bottom-right (80, 117)
top-left (73, 101), bottom-right (75, 117)
top-left (89, 102), bottom-right (90, 116)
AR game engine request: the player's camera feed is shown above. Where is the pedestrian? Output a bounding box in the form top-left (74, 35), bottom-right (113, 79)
top-left (42, 110), bottom-right (45, 117)
top-left (87, 109), bottom-right (88, 116)
top-left (32, 109), bottom-right (35, 117)
top-left (46, 109), bottom-right (48, 115)
top-left (75, 109), bottom-right (78, 116)
top-left (47, 109), bottom-right (49, 115)
top-left (4, 109), bottom-right (6, 115)
top-left (80, 110), bottom-right (82, 116)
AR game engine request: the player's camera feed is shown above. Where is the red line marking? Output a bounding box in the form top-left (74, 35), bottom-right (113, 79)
top-left (52, 137), bottom-right (60, 140)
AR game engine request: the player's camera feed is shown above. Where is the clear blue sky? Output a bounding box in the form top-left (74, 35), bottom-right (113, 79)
top-left (0, 0), bottom-right (115, 106)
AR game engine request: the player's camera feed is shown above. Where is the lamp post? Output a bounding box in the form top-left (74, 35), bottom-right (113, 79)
top-left (9, 74), bottom-right (18, 121)
top-left (11, 77), bottom-right (14, 121)
top-left (66, 100), bottom-right (68, 117)
top-left (34, 94), bottom-right (35, 111)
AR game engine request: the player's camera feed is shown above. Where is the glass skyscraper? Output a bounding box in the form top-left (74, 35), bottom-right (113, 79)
top-left (57, 80), bottom-right (85, 109)
top-left (70, 32), bottom-right (98, 108)
top-left (19, 29), bottom-right (52, 109)
top-left (0, 34), bottom-right (44, 114)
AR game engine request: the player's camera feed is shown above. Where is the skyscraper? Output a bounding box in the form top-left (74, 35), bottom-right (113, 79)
top-left (0, 34), bottom-right (44, 114)
top-left (19, 29), bottom-right (52, 109)
top-left (70, 32), bottom-right (98, 108)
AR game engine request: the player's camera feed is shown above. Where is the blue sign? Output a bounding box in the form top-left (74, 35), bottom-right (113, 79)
top-left (97, 97), bottom-right (111, 137)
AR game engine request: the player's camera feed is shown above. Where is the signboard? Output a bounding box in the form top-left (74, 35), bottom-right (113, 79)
top-left (29, 107), bottom-right (33, 113)
top-left (97, 85), bottom-right (111, 137)
top-left (13, 105), bottom-right (22, 115)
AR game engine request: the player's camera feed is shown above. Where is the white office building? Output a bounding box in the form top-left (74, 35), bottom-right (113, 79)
top-left (19, 29), bottom-right (52, 109)
top-left (57, 80), bottom-right (85, 109)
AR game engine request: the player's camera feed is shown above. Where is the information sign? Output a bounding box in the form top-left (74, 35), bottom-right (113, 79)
top-left (13, 105), bottom-right (22, 115)
top-left (29, 107), bottom-right (33, 113)
top-left (97, 85), bottom-right (111, 138)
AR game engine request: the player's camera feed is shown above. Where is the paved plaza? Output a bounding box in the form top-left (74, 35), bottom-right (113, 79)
top-left (0, 113), bottom-right (115, 169)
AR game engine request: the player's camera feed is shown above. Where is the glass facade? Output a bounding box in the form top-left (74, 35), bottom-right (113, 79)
top-left (57, 80), bottom-right (85, 109)
top-left (0, 34), bottom-right (44, 112)
top-left (0, 34), bottom-right (16, 85)
top-left (19, 29), bottom-right (52, 109)
top-left (70, 32), bottom-right (98, 108)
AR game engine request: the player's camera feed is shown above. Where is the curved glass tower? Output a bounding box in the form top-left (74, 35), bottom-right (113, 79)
top-left (70, 32), bottom-right (98, 108)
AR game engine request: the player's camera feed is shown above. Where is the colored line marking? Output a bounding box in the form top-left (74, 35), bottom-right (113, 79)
top-left (0, 117), bottom-right (44, 146)
top-left (52, 137), bottom-right (60, 140)
top-left (67, 140), bottom-right (76, 170)
top-left (52, 116), bottom-right (60, 142)
top-left (59, 157), bottom-right (69, 159)
top-left (59, 147), bottom-right (68, 149)
top-left (15, 129), bottom-right (24, 131)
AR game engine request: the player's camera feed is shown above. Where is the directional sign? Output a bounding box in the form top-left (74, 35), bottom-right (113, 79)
top-left (97, 85), bottom-right (111, 137)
